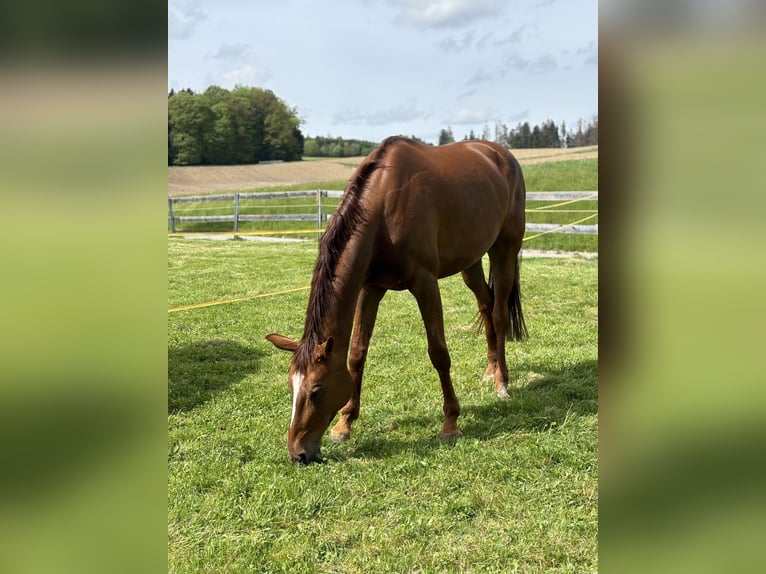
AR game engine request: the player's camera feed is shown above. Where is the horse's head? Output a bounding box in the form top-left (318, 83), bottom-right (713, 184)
top-left (265, 333), bottom-right (352, 464)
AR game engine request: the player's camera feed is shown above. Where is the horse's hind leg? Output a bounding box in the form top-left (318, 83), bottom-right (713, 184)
top-left (461, 260), bottom-right (498, 382)
top-left (487, 242), bottom-right (523, 399)
top-left (409, 272), bottom-right (462, 439)
top-left (330, 285), bottom-right (386, 443)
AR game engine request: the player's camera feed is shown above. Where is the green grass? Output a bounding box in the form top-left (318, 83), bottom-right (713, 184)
top-left (522, 158), bottom-right (599, 252)
top-left (168, 239), bottom-right (598, 572)
top-left (523, 159), bottom-right (598, 192)
top-left (169, 181), bottom-right (347, 239)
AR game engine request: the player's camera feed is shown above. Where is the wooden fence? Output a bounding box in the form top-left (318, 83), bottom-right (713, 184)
top-left (167, 190), bottom-right (598, 235)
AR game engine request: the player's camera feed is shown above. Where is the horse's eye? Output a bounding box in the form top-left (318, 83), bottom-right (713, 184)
top-left (309, 385), bottom-right (324, 399)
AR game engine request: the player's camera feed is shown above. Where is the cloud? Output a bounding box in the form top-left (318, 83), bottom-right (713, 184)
top-left (505, 52), bottom-right (563, 74)
top-left (334, 101), bottom-right (427, 126)
top-left (445, 108), bottom-right (496, 125)
top-left (169, 0), bottom-right (206, 40)
top-left (505, 109), bottom-right (530, 123)
top-left (438, 30), bottom-right (494, 53)
top-left (491, 25), bottom-right (528, 48)
top-left (216, 64), bottom-right (275, 88)
top-left (466, 68), bottom-right (496, 85)
top-left (390, 0), bottom-right (503, 29)
top-left (575, 41), bottom-right (598, 67)
top-left (208, 43), bottom-right (252, 63)
top-left (457, 69), bottom-right (497, 99)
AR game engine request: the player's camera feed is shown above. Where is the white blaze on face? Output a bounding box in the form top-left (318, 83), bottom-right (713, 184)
top-left (290, 371), bottom-right (305, 427)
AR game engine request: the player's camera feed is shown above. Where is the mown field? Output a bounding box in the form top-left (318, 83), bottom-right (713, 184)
top-left (167, 146), bottom-right (598, 197)
top-left (168, 238), bottom-right (598, 572)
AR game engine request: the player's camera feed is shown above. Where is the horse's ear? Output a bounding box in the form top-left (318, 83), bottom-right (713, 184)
top-left (265, 333), bottom-right (299, 353)
top-left (313, 337), bottom-right (334, 363)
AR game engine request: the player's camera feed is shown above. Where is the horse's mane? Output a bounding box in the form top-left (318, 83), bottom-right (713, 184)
top-left (294, 136), bottom-right (402, 371)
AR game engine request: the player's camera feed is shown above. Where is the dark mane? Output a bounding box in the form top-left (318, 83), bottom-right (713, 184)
top-left (294, 137), bottom-right (401, 371)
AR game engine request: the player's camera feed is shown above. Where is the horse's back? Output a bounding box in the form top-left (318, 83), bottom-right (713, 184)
top-left (365, 137), bottom-right (525, 279)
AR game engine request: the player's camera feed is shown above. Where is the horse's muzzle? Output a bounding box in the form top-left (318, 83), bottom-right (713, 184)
top-left (289, 445), bottom-right (322, 464)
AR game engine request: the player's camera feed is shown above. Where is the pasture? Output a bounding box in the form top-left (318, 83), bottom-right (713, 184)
top-left (168, 238), bottom-right (598, 572)
top-left (167, 156), bottom-right (599, 253)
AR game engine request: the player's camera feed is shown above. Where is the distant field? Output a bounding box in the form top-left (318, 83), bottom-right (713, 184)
top-left (168, 146), bottom-right (598, 197)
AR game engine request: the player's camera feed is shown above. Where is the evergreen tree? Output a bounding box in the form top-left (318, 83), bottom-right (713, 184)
top-left (540, 119), bottom-right (561, 148)
top-left (438, 127), bottom-right (455, 145)
top-left (494, 121), bottom-right (509, 148)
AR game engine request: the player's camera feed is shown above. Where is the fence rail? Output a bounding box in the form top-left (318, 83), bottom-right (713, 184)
top-left (168, 190), bottom-right (598, 235)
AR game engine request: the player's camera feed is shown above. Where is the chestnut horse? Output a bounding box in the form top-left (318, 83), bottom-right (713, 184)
top-left (266, 136), bottom-right (527, 463)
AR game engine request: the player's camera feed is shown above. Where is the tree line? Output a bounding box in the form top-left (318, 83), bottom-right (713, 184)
top-left (168, 86), bottom-right (304, 165)
top-left (304, 118), bottom-right (598, 159)
top-left (303, 136), bottom-right (378, 158)
top-left (168, 85), bottom-right (597, 165)
top-left (439, 116), bottom-right (598, 148)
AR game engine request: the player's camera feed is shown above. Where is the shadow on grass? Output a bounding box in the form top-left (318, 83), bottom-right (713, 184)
top-left (168, 339), bottom-right (264, 413)
top-left (334, 359), bottom-right (597, 461)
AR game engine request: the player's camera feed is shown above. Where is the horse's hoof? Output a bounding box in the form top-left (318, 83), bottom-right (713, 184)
top-left (439, 429), bottom-right (463, 441)
top-left (496, 388), bottom-right (511, 400)
top-left (482, 373), bottom-right (494, 383)
top-left (330, 429), bottom-right (350, 443)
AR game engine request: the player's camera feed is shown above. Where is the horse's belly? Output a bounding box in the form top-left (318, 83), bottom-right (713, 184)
top-left (436, 252), bottom-right (490, 279)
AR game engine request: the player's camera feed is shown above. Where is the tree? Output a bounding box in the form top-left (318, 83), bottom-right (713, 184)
top-left (494, 122), bottom-right (509, 148)
top-left (228, 89), bottom-right (262, 163)
top-left (438, 127), bottom-right (455, 146)
top-left (168, 85), bottom-right (305, 165)
top-left (204, 101), bottom-right (237, 164)
top-left (168, 92), bottom-right (214, 165)
top-left (408, 135), bottom-right (431, 146)
top-left (540, 119), bottom-right (561, 148)
top-left (585, 114), bottom-right (598, 145)
top-left (303, 138), bottom-right (320, 157)
top-left (343, 142), bottom-right (361, 156)
top-left (481, 123), bottom-right (491, 141)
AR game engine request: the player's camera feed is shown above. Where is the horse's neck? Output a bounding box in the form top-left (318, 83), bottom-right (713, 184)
top-left (320, 231), bottom-right (374, 355)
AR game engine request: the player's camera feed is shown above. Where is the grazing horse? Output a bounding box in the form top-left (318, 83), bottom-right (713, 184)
top-left (266, 136), bottom-right (527, 464)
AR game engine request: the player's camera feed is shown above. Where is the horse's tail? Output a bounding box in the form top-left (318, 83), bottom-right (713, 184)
top-left (488, 255), bottom-right (528, 342)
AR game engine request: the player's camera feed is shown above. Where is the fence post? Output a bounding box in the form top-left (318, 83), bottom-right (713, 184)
top-left (233, 193), bottom-right (240, 232)
top-left (317, 190), bottom-right (322, 243)
top-left (168, 197), bottom-right (176, 233)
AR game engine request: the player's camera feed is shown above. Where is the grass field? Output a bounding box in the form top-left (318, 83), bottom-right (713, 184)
top-left (168, 239), bottom-right (598, 572)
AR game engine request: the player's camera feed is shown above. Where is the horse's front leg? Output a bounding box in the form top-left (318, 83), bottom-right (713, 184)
top-left (330, 285), bottom-right (386, 443)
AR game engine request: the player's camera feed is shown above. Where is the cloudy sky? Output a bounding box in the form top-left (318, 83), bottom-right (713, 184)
top-left (169, 0), bottom-right (597, 144)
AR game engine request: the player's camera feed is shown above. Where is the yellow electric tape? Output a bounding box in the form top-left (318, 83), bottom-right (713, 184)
top-left (523, 212), bottom-right (598, 242)
top-left (168, 229), bottom-right (322, 237)
top-left (168, 285), bottom-right (310, 314)
top-left (169, 194), bottom-right (597, 312)
top-left (527, 192), bottom-right (598, 211)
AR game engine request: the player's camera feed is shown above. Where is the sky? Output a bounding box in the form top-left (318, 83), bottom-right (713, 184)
top-left (168, 0), bottom-right (598, 144)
